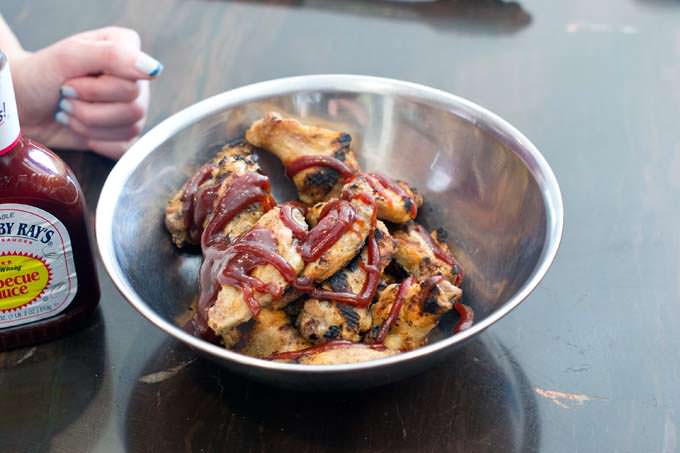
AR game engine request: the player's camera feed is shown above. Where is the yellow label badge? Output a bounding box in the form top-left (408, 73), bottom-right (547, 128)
top-left (0, 254), bottom-right (50, 311)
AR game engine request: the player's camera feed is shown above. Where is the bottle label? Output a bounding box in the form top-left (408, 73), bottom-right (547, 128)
top-left (0, 204), bottom-right (78, 328)
top-left (0, 61), bottom-right (21, 156)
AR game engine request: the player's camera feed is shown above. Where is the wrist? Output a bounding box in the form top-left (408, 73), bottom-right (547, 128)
top-left (4, 47), bottom-right (30, 62)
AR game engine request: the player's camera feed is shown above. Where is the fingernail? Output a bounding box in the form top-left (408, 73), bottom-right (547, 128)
top-left (60, 85), bottom-right (78, 99)
top-left (55, 111), bottom-right (69, 126)
top-left (134, 52), bottom-right (164, 77)
top-left (58, 99), bottom-right (73, 114)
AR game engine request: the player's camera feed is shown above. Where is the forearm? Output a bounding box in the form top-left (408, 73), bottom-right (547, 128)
top-left (0, 14), bottom-right (27, 59)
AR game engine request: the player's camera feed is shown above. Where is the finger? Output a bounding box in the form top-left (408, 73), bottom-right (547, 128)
top-left (60, 75), bottom-right (140, 102)
top-left (55, 112), bottom-right (144, 141)
top-left (137, 79), bottom-right (150, 115)
top-left (77, 26), bottom-right (142, 50)
top-left (46, 36), bottom-right (163, 81)
top-left (58, 98), bottom-right (145, 128)
top-left (87, 139), bottom-right (134, 160)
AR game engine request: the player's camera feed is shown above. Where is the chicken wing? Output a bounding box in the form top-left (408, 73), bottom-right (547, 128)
top-left (165, 142), bottom-right (271, 248)
top-left (366, 277), bottom-right (462, 351)
top-left (300, 183), bottom-right (377, 282)
top-left (297, 221), bottom-right (395, 343)
top-left (297, 345), bottom-right (395, 365)
top-left (245, 112), bottom-right (360, 204)
top-left (206, 205), bottom-right (307, 336)
top-left (392, 222), bottom-right (464, 287)
top-left (343, 173), bottom-right (423, 224)
top-left (362, 173), bottom-right (423, 223)
top-left (271, 341), bottom-right (396, 364)
top-left (236, 308), bottom-right (311, 358)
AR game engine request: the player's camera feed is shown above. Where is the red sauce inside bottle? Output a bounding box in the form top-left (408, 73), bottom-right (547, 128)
top-left (0, 136), bottom-right (101, 350)
top-left (0, 52), bottom-right (100, 350)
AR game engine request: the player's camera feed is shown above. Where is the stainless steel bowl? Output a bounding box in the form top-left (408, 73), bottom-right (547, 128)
top-left (96, 75), bottom-right (563, 390)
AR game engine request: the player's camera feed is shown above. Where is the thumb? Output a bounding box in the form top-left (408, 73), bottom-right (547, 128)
top-left (45, 36), bottom-right (163, 81)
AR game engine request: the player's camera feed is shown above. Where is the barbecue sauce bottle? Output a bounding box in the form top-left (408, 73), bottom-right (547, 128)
top-left (0, 51), bottom-right (100, 350)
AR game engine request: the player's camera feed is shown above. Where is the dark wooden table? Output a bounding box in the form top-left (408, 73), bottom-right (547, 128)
top-left (2, 0), bottom-right (679, 451)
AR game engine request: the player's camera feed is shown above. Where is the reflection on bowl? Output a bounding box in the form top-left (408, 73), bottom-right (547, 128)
top-left (96, 75), bottom-right (563, 390)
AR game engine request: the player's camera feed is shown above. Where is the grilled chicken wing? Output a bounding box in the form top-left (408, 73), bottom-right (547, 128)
top-left (367, 277), bottom-right (462, 351)
top-left (236, 308), bottom-right (311, 358)
top-left (165, 142), bottom-right (270, 247)
top-left (297, 221), bottom-right (395, 343)
top-left (342, 173), bottom-right (422, 224)
top-left (362, 173), bottom-right (423, 223)
top-left (393, 222), bottom-right (463, 287)
top-left (245, 112), bottom-right (360, 204)
top-left (207, 205), bottom-right (307, 336)
top-left (271, 342), bottom-right (396, 365)
top-left (300, 185), bottom-right (377, 282)
top-left (296, 346), bottom-right (395, 365)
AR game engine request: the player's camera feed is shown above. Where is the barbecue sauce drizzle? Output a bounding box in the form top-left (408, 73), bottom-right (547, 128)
top-left (453, 303), bottom-right (474, 333)
top-left (201, 172), bottom-right (275, 248)
top-left (300, 199), bottom-right (356, 262)
top-left (278, 202), bottom-right (308, 240)
top-left (189, 171), bottom-right (279, 338)
top-left (181, 163), bottom-right (218, 243)
top-left (414, 224), bottom-right (464, 287)
top-left (374, 276), bottom-right (414, 343)
top-left (291, 189), bottom-right (381, 307)
top-left (188, 154), bottom-right (469, 348)
top-left (364, 172), bottom-right (418, 219)
top-left (285, 155), bottom-right (355, 180)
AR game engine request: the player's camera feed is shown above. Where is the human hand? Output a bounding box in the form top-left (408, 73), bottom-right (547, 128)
top-left (9, 27), bottom-right (162, 159)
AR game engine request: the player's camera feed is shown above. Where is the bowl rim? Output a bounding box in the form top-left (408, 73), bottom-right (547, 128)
top-left (96, 74), bottom-right (564, 373)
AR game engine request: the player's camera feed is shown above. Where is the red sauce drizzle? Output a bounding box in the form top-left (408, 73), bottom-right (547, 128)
top-left (414, 225), bottom-right (464, 286)
top-left (180, 163), bottom-right (218, 242)
top-left (300, 199), bottom-right (356, 262)
top-left (279, 203), bottom-right (308, 241)
top-left (285, 155), bottom-right (355, 180)
top-left (414, 224), bottom-right (453, 265)
top-left (365, 172), bottom-right (418, 219)
top-left (293, 189), bottom-right (381, 307)
top-left (300, 234), bottom-right (381, 307)
top-left (347, 191), bottom-right (378, 228)
top-left (453, 303), bottom-right (474, 333)
top-left (190, 241), bottom-right (228, 340)
top-left (375, 276), bottom-right (414, 343)
top-left (201, 172), bottom-right (275, 248)
top-left (203, 227), bottom-right (298, 322)
top-left (268, 340), bottom-right (387, 361)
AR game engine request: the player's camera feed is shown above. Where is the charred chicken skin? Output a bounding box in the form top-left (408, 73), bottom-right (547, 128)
top-left (297, 221), bottom-right (395, 343)
top-left (206, 205), bottom-right (307, 336)
top-left (245, 112), bottom-right (360, 205)
top-left (392, 222), bottom-right (464, 287)
top-left (165, 142), bottom-right (272, 248)
top-left (367, 276), bottom-right (462, 351)
top-left (168, 114), bottom-right (470, 365)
